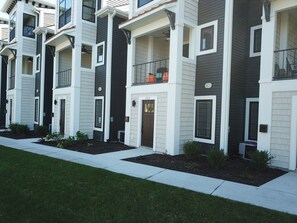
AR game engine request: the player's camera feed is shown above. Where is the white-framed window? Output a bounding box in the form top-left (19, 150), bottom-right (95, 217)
top-left (96, 42), bottom-right (105, 66)
top-left (249, 25), bottom-right (262, 57)
top-left (137, 0), bottom-right (153, 8)
top-left (194, 96), bottom-right (216, 144)
top-left (34, 97), bottom-right (39, 123)
top-left (23, 13), bottom-right (36, 39)
top-left (197, 20), bottom-right (218, 56)
top-left (36, 54), bottom-right (40, 73)
top-left (245, 98), bottom-right (259, 142)
top-left (94, 96), bottom-right (104, 131)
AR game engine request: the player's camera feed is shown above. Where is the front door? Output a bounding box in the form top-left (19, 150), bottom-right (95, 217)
top-left (60, 99), bottom-right (65, 134)
top-left (141, 100), bottom-right (155, 148)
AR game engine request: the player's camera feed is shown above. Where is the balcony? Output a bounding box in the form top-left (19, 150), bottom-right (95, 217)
top-left (8, 76), bottom-right (15, 90)
top-left (274, 48), bottom-right (297, 80)
top-left (133, 58), bottom-right (169, 85)
top-left (57, 69), bottom-right (71, 88)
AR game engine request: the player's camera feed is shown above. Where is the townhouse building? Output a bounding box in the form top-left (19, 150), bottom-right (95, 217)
top-left (0, 0), bottom-right (55, 129)
top-left (46, 0), bottom-right (128, 141)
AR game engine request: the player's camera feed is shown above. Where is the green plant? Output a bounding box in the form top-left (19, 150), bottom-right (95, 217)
top-left (76, 131), bottom-right (89, 144)
top-left (183, 141), bottom-right (201, 160)
top-left (9, 123), bottom-right (30, 135)
top-left (248, 150), bottom-right (274, 170)
top-left (207, 149), bottom-right (228, 169)
top-left (45, 132), bottom-right (64, 142)
top-left (35, 125), bottom-right (49, 137)
top-left (57, 136), bottom-right (75, 149)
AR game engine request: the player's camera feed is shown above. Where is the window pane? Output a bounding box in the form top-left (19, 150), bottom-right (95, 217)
top-left (97, 45), bottom-right (104, 63)
top-left (59, 0), bottom-right (71, 28)
top-left (36, 56), bottom-right (40, 71)
top-left (34, 99), bottom-right (39, 122)
top-left (23, 14), bottom-right (36, 38)
top-left (253, 29), bottom-right (262, 53)
top-left (183, 43), bottom-right (189, 58)
top-left (248, 102), bottom-right (259, 141)
top-left (200, 26), bottom-right (214, 51)
top-left (138, 0), bottom-right (153, 7)
top-left (195, 100), bottom-right (212, 139)
top-left (83, 0), bottom-right (95, 8)
top-left (82, 6), bottom-right (95, 22)
top-left (95, 99), bottom-right (103, 128)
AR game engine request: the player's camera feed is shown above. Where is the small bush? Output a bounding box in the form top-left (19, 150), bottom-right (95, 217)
top-left (57, 136), bottom-right (75, 148)
top-left (45, 132), bottom-right (64, 142)
top-left (9, 123), bottom-right (30, 135)
top-left (76, 131), bottom-right (89, 144)
top-left (207, 149), bottom-right (228, 169)
top-left (248, 150), bottom-right (273, 170)
top-left (35, 125), bottom-right (49, 137)
top-left (183, 141), bottom-right (201, 160)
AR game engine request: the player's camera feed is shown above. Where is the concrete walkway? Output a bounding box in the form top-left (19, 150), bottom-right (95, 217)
top-left (0, 136), bottom-right (297, 216)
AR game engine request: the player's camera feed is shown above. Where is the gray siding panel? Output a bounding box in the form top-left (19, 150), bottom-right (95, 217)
top-left (196, 0), bottom-right (225, 149)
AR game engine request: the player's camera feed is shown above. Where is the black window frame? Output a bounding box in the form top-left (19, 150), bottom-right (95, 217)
top-left (138, 0), bottom-right (153, 8)
top-left (59, 0), bottom-right (72, 28)
top-left (253, 28), bottom-right (262, 54)
top-left (23, 13), bottom-right (36, 39)
top-left (94, 98), bottom-right (104, 130)
top-left (248, 101), bottom-right (259, 141)
top-left (200, 25), bottom-right (214, 52)
top-left (195, 99), bottom-right (213, 140)
top-left (82, 0), bottom-right (96, 23)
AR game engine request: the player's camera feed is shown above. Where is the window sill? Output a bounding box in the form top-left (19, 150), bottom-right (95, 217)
top-left (193, 137), bottom-right (215, 144)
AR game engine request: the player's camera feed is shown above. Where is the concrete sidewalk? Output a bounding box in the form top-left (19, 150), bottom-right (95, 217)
top-left (0, 136), bottom-right (296, 216)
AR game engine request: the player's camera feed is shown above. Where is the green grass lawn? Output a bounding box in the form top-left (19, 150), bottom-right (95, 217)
top-left (0, 146), bottom-right (296, 223)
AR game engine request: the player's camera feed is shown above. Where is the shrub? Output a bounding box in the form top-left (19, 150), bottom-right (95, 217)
top-left (248, 150), bottom-right (273, 170)
top-left (207, 149), bottom-right (228, 169)
top-left (9, 123), bottom-right (30, 135)
top-left (76, 131), bottom-right (89, 144)
top-left (183, 141), bottom-right (201, 160)
top-left (35, 125), bottom-right (49, 137)
top-left (57, 136), bottom-right (75, 149)
top-left (45, 132), bottom-right (64, 142)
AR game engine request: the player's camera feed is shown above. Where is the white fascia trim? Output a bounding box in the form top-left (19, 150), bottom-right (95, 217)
top-left (249, 25), bottom-right (262, 57)
top-left (95, 6), bottom-right (128, 19)
top-left (94, 96), bottom-right (104, 131)
top-left (290, 96), bottom-right (297, 170)
top-left (197, 20), bottom-right (218, 56)
top-left (193, 95), bottom-right (216, 144)
top-left (220, 0), bottom-right (234, 154)
top-left (95, 41), bottom-right (105, 67)
top-left (244, 98), bottom-right (259, 142)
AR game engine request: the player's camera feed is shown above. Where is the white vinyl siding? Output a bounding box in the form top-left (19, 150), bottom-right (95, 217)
top-left (21, 76), bottom-right (35, 129)
top-left (23, 38), bottom-right (36, 54)
top-left (82, 22), bottom-right (97, 44)
top-left (184, 0), bottom-right (198, 25)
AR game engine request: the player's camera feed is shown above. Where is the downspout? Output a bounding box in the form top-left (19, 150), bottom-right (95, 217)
top-left (104, 9), bottom-right (116, 141)
top-left (39, 29), bottom-right (47, 126)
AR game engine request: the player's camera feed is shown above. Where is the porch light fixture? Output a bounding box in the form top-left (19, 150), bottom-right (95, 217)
top-left (132, 100), bottom-right (136, 107)
top-left (6, 99), bottom-right (8, 104)
top-left (54, 100), bottom-right (57, 105)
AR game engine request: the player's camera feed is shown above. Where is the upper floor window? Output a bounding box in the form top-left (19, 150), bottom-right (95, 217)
top-left (197, 20), bottom-right (218, 56)
top-left (96, 41), bottom-right (105, 66)
top-left (23, 14), bottom-right (36, 38)
top-left (250, 25), bottom-right (262, 57)
top-left (138, 0), bottom-right (153, 8)
top-left (59, 0), bottom-right (72, 28)
top-left (82, 0), bottom-right (96, 23)
top-left (9, 12), bottom-right (16, 41)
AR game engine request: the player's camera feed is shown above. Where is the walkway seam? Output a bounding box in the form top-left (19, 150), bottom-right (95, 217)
top-left (145, 169), bottom-right (167, 180)
top-left (211, 180), bottom-right (225, 195)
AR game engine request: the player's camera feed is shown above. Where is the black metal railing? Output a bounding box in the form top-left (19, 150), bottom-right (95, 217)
top-left (8, 76), bottom-right (15, 90)
top-left (9, 28), bottom-right (15, 41)
top-left (57, 69), bottom-right (71, 88)
top-left (274, 48), bottom-right (297, 80)
top-left (133, 58), bottom-right (169, 85)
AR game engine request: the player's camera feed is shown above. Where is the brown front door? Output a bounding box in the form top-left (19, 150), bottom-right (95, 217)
top-left (141, 100), bottom-right (155, 148)
top-left (60, 99), bottom-right (65, 134)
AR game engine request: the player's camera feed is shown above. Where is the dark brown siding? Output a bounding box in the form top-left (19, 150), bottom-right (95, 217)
top-left (0, 57), bottom-right (7, 127)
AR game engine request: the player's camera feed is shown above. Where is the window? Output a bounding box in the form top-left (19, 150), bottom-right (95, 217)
top-left (245, 98), bottom-right (259, 141)
top-left (22, 56), bottom-right (33, 75)
top-left (82, 0), bottom-right (96, 22)
top-left (23, 14), bottom-right (36, 38)
top-left (9, 59), bottom-right (16, 90)
top-left (94, 97), bottom-right (104, 131)
top-left (9, 12), bottom-right (16, 41)
top-left (34, 98), bottom-right (39, 123)
top-left (197, 20), bottom-right (218, 56)
top-left (96, 42), bottom-right (105, 66)
top-left (138, 0), bottom-right (153, 8)
top-left (250, 25), bottom-right (262, 57)
top-left (36, 55), bottom-right (40, 73)
top-left (59, 0), bottom-right (72, 28)
top-left (81, 45), bottom-right (93, 69)
top-left (194, 96), bottom-right (216, 144)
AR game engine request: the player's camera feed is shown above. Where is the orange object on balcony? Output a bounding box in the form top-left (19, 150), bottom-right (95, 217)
top-left (163, 72), bottom-right (169, 81)
top-left (146, 73), bottom-right (156, 83)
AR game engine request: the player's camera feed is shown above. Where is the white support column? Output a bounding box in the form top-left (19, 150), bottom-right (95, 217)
top-left (124, 37), bottom-right (135, 145)
top-left (166, 0), bottom-right (184, 155)
top-left (289, 96), bottom-right (297, 170)
top-left (220, 0), bottom-right (234, 154)
top-left (39, 32), bottom-right (46, 126)
top-left (51, 50), bottom-right (58, 132)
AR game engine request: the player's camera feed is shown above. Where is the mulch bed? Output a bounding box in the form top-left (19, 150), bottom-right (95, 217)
top-left (0, 131), bottom-right (42, 139)
top-left (125, 154), bottom-right (287, 186)
top-left (37, 140), bottom-right (134, 155)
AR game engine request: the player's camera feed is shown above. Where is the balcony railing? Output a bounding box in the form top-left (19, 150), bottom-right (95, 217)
top-left (274, 48), bottom-right (297, 80)
top-left (133, 58), bottom-right (169, 85)
top-left (8, 76), bottom-right (15, 90)
top-left (57, 69), bottom-right (71, 88)
top-left (9, 28), bottom-right (15, 42)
